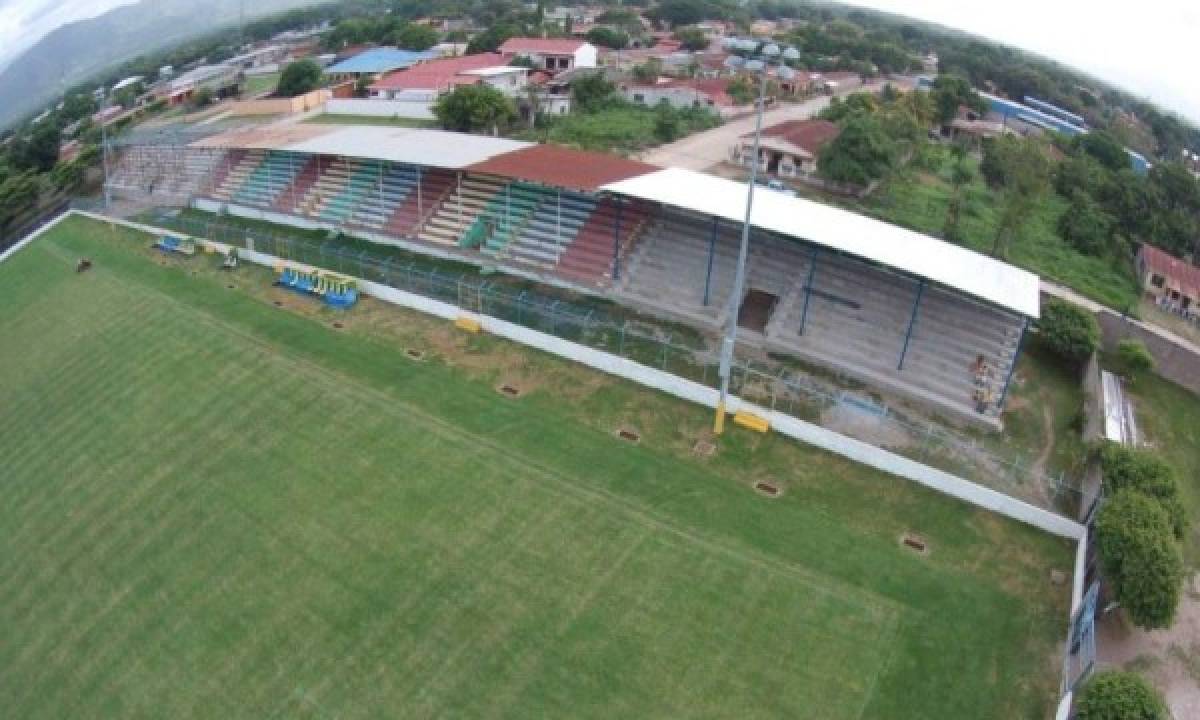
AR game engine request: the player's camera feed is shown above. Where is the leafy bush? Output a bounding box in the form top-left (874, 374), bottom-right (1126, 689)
top-left (1095, 490), bottom-right (1184, 629)
top-left (817, 114), bottom-right (895, 186)
top-left (433, 85), bottom-right (516, 134)
top-left (1117, 339), bottom-right (1155, 375)
top-left (1058, 191), bottom-right (1115, 256)
top-left (276, 60), bottom-right (322, 97)
top-left (1074, 670), bottom-right (1168, 720)
top-left (1099, 444), bottom-right (1186, 539)
top-left (1036, 299), bottom-right (1100, 364)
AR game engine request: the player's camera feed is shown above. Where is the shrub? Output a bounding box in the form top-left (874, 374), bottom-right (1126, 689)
top-left (1098, 444), bottom-right (1187, 540)
top-left (1074, 670), bottom-right (1168, 720)
top-left (1117, 339), bottom-right (1155, 375)
top-left (1094, 490), bottom-right (1184, 629)
top-left (1036, 299), bottom-right (1100, 364)
top-left (277, 60), bottom-right (322, 98)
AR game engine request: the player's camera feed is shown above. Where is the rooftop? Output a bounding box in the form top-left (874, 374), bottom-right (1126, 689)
top-left (369, 52), bottom-right (509, 91)
top-left (326, 47), bottom-right (438, 75)
top-left (1141, 244), bottom-right (1200, 299)
top-left (499, 37), bottom-right (588, 55)
top-left (745, 119), bottom-right (841, 157)
top-left (601, 167), bottom-right (1041, 317)
top-left (465, 145), bottom-right (657, 191)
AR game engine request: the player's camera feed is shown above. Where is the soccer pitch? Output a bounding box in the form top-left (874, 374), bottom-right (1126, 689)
top-left (1, 216), bottom-right (1071, 718)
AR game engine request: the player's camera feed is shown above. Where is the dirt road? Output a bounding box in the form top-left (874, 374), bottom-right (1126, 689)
top-left (638, 83), bottom-right (883, 170)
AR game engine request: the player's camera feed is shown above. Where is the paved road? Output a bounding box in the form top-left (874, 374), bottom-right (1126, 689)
top-left (638, 83), bottom-right (882, 170)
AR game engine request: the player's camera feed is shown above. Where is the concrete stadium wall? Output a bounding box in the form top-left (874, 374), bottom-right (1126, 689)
top-left (99, 209), bottom-right (1084, 541)
top-left (229, 88), bottom-right (330, 116)
top-left (1095, 310), bottom-right (1200, 396)
top-left (324, 98), bottom-right (435, 120)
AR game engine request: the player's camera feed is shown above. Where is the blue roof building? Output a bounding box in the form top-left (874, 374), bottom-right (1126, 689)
top-left (326, 47), bottom-right (438, 75)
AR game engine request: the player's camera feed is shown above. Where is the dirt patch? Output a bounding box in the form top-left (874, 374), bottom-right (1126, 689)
top-left (496, 382), bottom-right (523, 399)
top-left (692, 440), bottom-right (717, 458)
top-left (820, 402), bottom-right (914, 449)
top-left (1099, 573), bottom-right (1200, 718)
top-left (405, 348), bottom-right (426, 362)
top-left (332, 322), bottom-right (344, 330)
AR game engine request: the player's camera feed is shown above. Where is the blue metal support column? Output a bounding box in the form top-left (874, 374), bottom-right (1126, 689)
top-left (703, 217), bottom-right (718, 306)
top-left (798, 246), bottom-right (819, 336)
top-left (611, 197), bottom-right (624, 282)
top-left (997, 317), bottom-right (1030, 410)
top-left (897, 279), bottom-right (926, 370)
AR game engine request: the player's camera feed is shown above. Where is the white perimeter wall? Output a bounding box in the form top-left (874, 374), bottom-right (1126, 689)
top-left (324, 98), bottom-right (435, 120)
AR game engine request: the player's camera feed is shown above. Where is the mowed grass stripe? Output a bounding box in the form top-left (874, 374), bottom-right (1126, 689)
top-left (0, 220), bottom-right (1071, 719)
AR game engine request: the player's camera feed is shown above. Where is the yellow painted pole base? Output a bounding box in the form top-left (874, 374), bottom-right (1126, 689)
top-left (713, 401), bottom-right (727, 435)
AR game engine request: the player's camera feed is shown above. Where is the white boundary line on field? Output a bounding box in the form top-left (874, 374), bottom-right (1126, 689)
top-left (0, 211), bottom-right (72, 265)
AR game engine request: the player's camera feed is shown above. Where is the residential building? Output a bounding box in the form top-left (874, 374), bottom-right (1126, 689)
top-left (156, 64), bottom-right (240, 106)
top-left (619, 77), bottom-right (738, 115)
top-left (1138, 244), bottom-right (1200, 316)
top-left (369, 53), bottom-right (527, 101)
top-left (325, 47), bottom-right (438, 81)
top-left (731, 119), bottom-right (842, 178)
top-left (498, 38), bottom-right (597, 74)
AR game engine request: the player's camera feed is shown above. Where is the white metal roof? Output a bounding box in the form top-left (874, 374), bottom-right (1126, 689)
top-left (460, 66), bottom-right (527, 77)
top-left (601, 167), bottom-right (1041, 317)
top-left (281, 127), bottom-right (532, 169)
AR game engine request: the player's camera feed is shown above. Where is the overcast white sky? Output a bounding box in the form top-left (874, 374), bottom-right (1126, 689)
top-left (844, 0), bottom-right (1200, 124)
top-left (0, 0), bottom-right (1197, 123)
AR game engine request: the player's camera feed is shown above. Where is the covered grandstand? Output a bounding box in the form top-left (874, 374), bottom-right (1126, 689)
top-left (108, 124), bottom-right (1040, 427)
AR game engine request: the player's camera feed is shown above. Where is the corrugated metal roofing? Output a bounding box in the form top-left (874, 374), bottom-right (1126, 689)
top-left (601, 168), bottom-right (1040, 317)
top-left (326, 47), bottom-right (438, 74)
top-left (465, 145), bottom-right (657, 191)
top-left (280, 127), bottom-right (532, 169)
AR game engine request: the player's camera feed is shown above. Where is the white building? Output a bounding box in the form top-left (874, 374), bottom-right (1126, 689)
top-left (498, 38), bottom-right (597, 74)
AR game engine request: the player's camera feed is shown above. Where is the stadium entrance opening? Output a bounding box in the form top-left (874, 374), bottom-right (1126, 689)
top-left (737, 289), bottom-right (778, 333)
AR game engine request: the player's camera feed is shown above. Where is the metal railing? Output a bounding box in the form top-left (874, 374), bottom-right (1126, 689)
top-left (153, 211), bottom-right (1083, 515)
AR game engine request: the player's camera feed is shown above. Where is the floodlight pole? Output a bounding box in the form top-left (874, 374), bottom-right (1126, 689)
top-left (101, 99), bottom-right (112, 211)
top-left (714, 69), bottom-right (768, 435)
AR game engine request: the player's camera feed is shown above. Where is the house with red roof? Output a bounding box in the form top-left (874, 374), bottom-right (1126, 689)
top-left (368, 53), bottom-right (528, 101)
top-left (498, 37), bottom-right (597, 74)
top-left (731, 119), bottom-right (842, 179)
top-left (618, 77), bottom-right (741, 115)
top-left (1138, 244), bottom-right (1200, 316)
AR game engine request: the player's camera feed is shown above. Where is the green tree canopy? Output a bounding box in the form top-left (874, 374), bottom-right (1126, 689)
top-left (817, 115), bottom-right (895, 186)
top-left (1116, 339), bottom-right (1156, 375)
top-left (1074, 671), bottom-right (1168, 720)
top-left (930, 73), bottom-right (984, 125)
top-left (1058, 190), bottom-right (1116, 256)
top-left (569, 73), bottom-right (617, 113)
top-left (1099, 444), bottom-right (1186, 540)
top-left (1036, 298), bottom-right (1100, 364)
top-left (433, 84), bottom-right (517, 134)
top-left (1095, 490), bottom-right (1185, 630)
top-left (1077, 130), bottom-right (1130, 172)
top-left (585, 27), bottom-right (630, 50)
top-left (276, 60), bottom-right (322, 98)
top-left (467, 23), bottom-right (519, 54)
top-left (673, 26), bottom-right (709, 52)
top-left (393, 23), bottom-right (439, 51)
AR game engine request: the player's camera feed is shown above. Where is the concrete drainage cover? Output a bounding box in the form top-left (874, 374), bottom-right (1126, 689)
top-left (900, 533), bottom-right (929, 555)
top-left (754, 481), bottom-right (781, 498)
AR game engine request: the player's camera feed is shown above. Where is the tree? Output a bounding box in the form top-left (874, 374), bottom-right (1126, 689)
top-left (726, 76), bottom-right (756, 106)
top-left (984, 136), bottom-right (1051, 256)
top-left (673, 26), bottom-right (709, 52)
top-left (11, 122), bottom-right (62, 173)
top-left (276, 60), bottom-right (322, 98)
top-left (648, 0), bottom-right (706, 28)
top-left (190, 87), bottom-right (215, 109)
top-left (930, 73), bottom-right (984, 125)
top-left (1074, 671), bottom-right (1168, 720)
top-left (1058, 191), bottom-right (1116, 256)
top-left (942, 145), bottom-right (974, 243)
top-left (1099, 444), bottom-right (1186, 540)
top-left (819, 92), bottom-right (878, 123)
top-left (1077, 130), bottom-right (1129, 172)
top-left (1117, 339), bottom-right (1156, 376)
top-left (467, 23), bottom-right (519, 54)
top-left (817, 115), bottom-right (895, 186)
top-left (1036, 299), bottom-right (1100, 364)
top-left (1095, 490), bottom-right (1184, 630)
top-left (570, 73), bottom-right (616, 113)
top-left (433, 84), bottom-right (517, 134)
top-left (0, 171), bottom-right (40, 230)
top-left (632, 59), bottom-right (663, 83)
top-left (653, 101), bottom-right (683, 142)
top-left (586, 27), bottom-right (629, 50)
top-left (393, 23), bottom-right (439, 51)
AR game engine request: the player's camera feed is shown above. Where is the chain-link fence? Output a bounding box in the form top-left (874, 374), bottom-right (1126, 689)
top-left (151, 210), bottom-right (1082, 515)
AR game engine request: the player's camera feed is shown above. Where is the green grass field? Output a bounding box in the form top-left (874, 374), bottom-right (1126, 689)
top-left (305, 113), bottom-right (436, 128)
top-left (0, 216), bottom-right (1073, 718)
